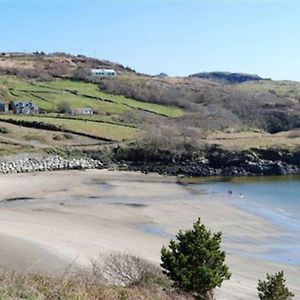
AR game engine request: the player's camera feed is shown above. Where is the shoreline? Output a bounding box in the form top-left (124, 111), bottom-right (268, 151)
top-left (0, 169), bottom-right (298, 299)
top-left (194, 177), bottom-right (300, 265)
top-left (2, 147), bottom-right (300, 178)
top-left (112, 145), bottom-right (300, 177)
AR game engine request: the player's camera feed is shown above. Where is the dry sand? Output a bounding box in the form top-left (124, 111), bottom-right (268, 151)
top-left (0, 169), bottom-right (298, 299)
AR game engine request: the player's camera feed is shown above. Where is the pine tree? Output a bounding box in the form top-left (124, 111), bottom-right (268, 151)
top-left (161, 218), bottom-right (231, 299)
top-left (257, 271), bottom-right (294, 300)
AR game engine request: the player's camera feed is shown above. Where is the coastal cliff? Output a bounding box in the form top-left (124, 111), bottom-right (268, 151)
top-left (110, 146), bottom-right (300, 177)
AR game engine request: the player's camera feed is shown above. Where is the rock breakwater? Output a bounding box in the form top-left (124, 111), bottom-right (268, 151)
top-left (0, 156), bottom-right (103, 174)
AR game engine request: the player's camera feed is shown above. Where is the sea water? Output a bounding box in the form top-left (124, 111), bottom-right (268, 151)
top-left (195, 176), bottom-right (300, 265)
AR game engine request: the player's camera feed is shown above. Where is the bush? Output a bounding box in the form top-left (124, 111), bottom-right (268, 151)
top-left (53, 133), bottom-right (73, 141)
top-left (161, 218), bottom-right (231, 300)
top-left (257, 271), bottom-right (294, 300)
top-left (100, 252), bottom-right (168, 288)
top-left (0, 267), bottom-right (186, 300)
top-left (63, 133), bottom-right (73, 140)
top-left (57, 100), bottom-right (71, 113)
top-left (73, 67), bottom-right (91, 80)
top-left (0, 127), bottom-right (10, 134)
top-left (53, 133), bottom-right (64, 141)
top-left (137, 124), bottom-right (203, 156)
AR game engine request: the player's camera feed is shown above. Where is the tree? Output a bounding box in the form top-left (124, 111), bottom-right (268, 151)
top-left (73, 67), bottom-right (90, 80)
top-left (57, 100), bottom-right (71, 114)
top-left (161, 218), bottom-right (231, 300)
top-left (257, 271), bottom-right (294, 300)
top-left (8, 100), bottom-right (14, 111)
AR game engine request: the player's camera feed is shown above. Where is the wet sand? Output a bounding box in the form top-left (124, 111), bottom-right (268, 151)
top-left (0, 169), bottom-right (298, 299)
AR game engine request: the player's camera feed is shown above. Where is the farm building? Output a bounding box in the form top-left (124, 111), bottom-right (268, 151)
top-left (13, 101), bottom-right (39, 115)
top-left (91, 69), bottom-right (116, 78)
top-left (0, 101), bottom-right (8, 113)
top-left (69, 107), bottom-right (93, 116)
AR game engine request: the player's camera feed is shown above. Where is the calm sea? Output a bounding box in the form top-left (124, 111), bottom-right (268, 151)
top-left (195, 176), bottom-right (300, 265)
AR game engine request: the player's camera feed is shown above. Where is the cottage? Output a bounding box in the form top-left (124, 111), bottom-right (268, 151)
top-left (0, 101), bottom-right (8, 113)
top-left (69, 107), bottom-right (93, 116)
top-left (91, 69), bottom-right (116, 78)
top-left (13, 101), bottom-right (39, 115)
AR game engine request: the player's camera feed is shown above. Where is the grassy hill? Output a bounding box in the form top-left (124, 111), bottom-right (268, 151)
top-left (238, 79), bottom-right (300, 100)
top-left (0, 76), bottom-right (183, 117)
top-left (0, 75), bottom-right (182, 146)
top-left (0, 52), bottom-right (300, 156)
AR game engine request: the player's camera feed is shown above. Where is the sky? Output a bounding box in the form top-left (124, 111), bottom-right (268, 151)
top-left (1, 0), bottom-right (300, 80)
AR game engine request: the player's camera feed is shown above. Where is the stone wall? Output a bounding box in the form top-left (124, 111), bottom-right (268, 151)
top-left (0, 156), bottom-right (103, 174)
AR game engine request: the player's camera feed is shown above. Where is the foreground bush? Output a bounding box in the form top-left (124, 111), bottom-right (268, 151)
top-left (257, 271), bottom-right (294, 300)
top-left (0, 254), bottom-right (191, 300)
top-left (100, 252), bottom-right (169, 287)
top-left (161, 218), bottom-right (231, 300)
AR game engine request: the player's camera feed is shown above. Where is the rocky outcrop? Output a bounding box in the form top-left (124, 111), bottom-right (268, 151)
top-left (0, 156), bottom-right (103, 174)
top-left (1, 148), bottom-right (300, 177)
top-left (112, 147), bottom-right (300, 177)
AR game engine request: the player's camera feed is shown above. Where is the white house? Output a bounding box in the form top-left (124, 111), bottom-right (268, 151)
top-left (13, 101), bottom-right (39, 115)
top-left (69, 107), bottom-right (93, 116)
top-left (91, 69), bottom-right (116, 78)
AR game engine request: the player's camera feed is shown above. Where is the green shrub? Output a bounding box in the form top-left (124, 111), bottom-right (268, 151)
top-left (161, 218), bottom-right (231, 300)
top-left (53, 133), bottom-right (73, 141)
top-left (257, 271), bottom-right (294, 300)
top-left (0, 127), bottom-right (10, 134)
top-left (57, 100), bottom-right (71, 113)
top-left (52, 134), bottom-right (64, 141)
top-left (63, 133), bottom-right (73, 140)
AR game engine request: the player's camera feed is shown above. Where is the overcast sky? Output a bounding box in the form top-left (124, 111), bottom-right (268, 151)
top-left (1, 1), bottom-right (300, 80)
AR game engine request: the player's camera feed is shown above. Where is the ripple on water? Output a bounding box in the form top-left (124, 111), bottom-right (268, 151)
top-left (192, 175), bottom-right (300, 266)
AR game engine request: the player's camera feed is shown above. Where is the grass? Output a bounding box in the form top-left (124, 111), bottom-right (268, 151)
top-left (0, 115), bottom-right (138, 141)
top-left (238, 80), bottom-right (300, 100)
top-left (0, 143), bottom-right (34, 156)
top-left (204, 130), bottom-right (300, 150)
top-left (0, 253), bottom-right (188, 300)
top-left (0, 76), bottom-right (182, 144)
top-left (0, 76), bottom-right (184, 118)
top-left (0, 272), bottom-right (182, 300)
top-left (37, 79), bottom-right (184, 117)
top-left (23, 133), bottom-right (46, 143)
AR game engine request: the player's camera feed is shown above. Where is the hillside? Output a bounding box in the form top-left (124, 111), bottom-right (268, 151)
top-left (0, 52), bottom-right (300, 158)
top-left (188, 71), bottom-right (264, 83)
top-left (0, 53), bottom-right (184, 151)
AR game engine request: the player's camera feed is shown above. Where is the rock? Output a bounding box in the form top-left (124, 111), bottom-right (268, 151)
top-left (114, 146), bottom-right (300, 177)
top-left (0, 156), bottom-right (104, 175)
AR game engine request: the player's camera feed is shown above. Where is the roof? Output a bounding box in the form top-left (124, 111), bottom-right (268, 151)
top-left (74, 107), bottom-right (93, 110)
top-left (14, 101), bottom-right (38, 107)
top-left (91, 68), bottom-right (116, 73)
top-left (14, 101), bottom-right (32, 105)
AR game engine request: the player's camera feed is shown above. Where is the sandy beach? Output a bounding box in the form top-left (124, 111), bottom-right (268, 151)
top-left (0, 169), bottom-right (298, 299)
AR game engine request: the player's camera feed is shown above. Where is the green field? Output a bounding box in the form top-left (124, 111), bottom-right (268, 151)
top-left (0, 76), bottom-right (183, 118)
top-left (0, 115), bottom-right (138, 141)
top-left (0, 75), bottom-right (181, 142)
